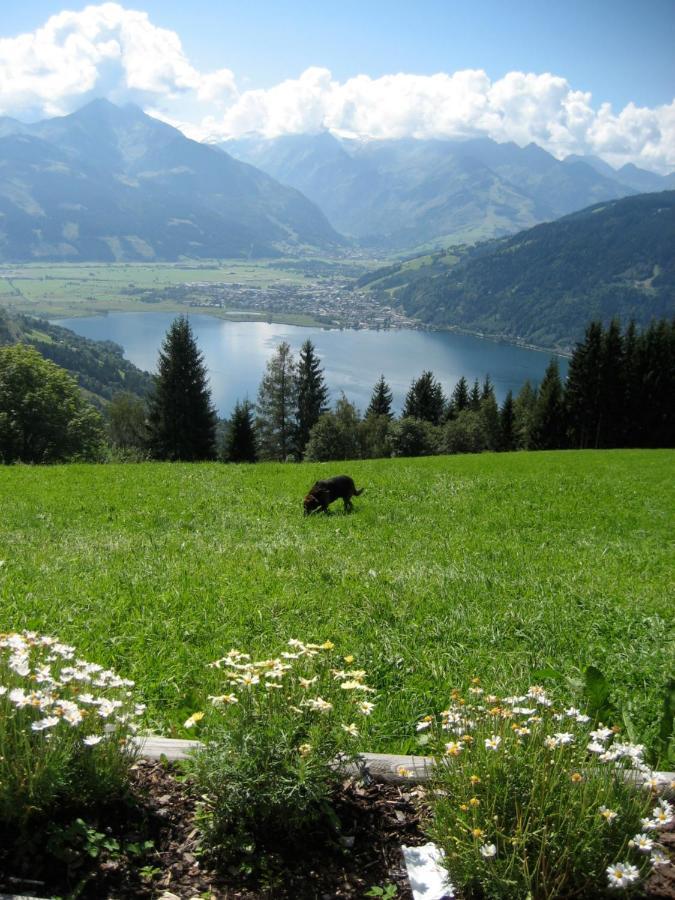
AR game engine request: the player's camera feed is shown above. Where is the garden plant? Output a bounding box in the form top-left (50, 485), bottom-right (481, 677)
top-left (0, 630), bottom-right (143, 856)
top-left (422, 679), bottom-right (673, 898)
top-left (188, 638), bottom-right (376, 875)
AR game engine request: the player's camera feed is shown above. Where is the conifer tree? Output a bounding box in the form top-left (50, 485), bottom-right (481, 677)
top-left (295, 339), bottom-right (329, 456)
top-left (448, 376), bottom-right (470, 418)
top-left (598, 319), bottom-right (625, 448)
top-left (256, 341), bottom-right (298, 461)
top-left (531, 359), bottom-right (565, 450)
top-left (367, 375), bottom-right (394, 419)
top-left (513, 380), bottom-right (537, 449)
top-left (480, 392), bottom-right (501, 451)
top-left (223, 400), bottom-right (257, 462)
top-left (565, 321), bottom-right (603, 449)
top-left (469, 378), bottom-right (482, 411)
top-left (146, 316), bottom-right (217, 461)
top-left (403, 370), bottom-right (446, 424)
top-left (481, 375), bottom-right (495, 402)
top-left (499, 390), bottom-right (516, 451)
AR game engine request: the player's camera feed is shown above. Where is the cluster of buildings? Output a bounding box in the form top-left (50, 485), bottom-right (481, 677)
top-left (177, 278), bottom-right (420, 329)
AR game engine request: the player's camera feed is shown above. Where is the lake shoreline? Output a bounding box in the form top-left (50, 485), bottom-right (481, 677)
top-left (45, 302), bottom-right (572, 358)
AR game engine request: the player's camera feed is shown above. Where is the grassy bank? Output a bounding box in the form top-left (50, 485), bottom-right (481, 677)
top-left (1, 450), bottom-right (672, 752)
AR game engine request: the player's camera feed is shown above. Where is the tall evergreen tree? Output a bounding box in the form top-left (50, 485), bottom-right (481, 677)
top-left (565, 321), bottom-right (603, 449)
top-left (403, 370), bottom-right (446, 424)
top-left (499, 390), bottom-right (516, 451)
top-left (223, 400), bottom-right (257, 462)
top-left (480, 392), bottom-right (501, 451)
top-left (481, 375), bottom-right (496, 402)
top-left (597, 319), bottom-right (625, 448)
top-left (295, 339), bottom-right (329, 456)
top-left (256, 341), bottom-right (298, 461)
top-left (513, 380), bottom-right (537, 449)
top-left (531, 359), bottom-right (566, 450)
top-left (448, 376), bottom-right (470, 419)
top-left (367, 375), bottom-right (394, 419)
top-left (622, 320), bottom-right (641, 446)
top-left (469, 378), bottom-right (482, 411)
top-left (146, 316), bottom-right (217, 461)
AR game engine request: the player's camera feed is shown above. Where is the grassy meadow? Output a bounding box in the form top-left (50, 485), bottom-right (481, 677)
top-left (1, 450), bottom-right (673, 753)
top-left (0, 259), bottom-right (356, 321)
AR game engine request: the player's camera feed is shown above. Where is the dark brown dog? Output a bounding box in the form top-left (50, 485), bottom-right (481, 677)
top-left (303, 475), bottom-right (364, 515)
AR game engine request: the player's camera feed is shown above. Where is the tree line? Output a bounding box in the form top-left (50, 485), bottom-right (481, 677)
top-left (0, 316), bottom-right (672, 464)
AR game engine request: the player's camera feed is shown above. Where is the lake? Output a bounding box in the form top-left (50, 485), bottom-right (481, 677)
top-left (53, 312), bottom-right (568, 417)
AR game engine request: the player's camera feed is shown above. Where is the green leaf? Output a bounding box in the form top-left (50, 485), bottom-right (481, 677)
top-left (584, 666), bottom-right (611, 713)
top-left (531, 666), bottom-right (563, 683)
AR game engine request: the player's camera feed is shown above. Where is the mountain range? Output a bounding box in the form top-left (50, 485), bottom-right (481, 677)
top-left (0, 100), bottom-right (342, 262)
top-left (358, 191), bottom-right (675, 348)
top-left (223, 132), bottom-right (675, 250)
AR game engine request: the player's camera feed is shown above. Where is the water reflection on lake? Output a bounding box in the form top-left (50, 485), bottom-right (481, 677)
top-left (53, 312), bottom-right (568, 417)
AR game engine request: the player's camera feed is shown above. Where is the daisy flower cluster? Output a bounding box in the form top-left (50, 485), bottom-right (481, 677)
top-left (0, 630), bottom-right (143, 740)
top-left (422, 679), bottom-right (669, 897)
top-left (0, 630), bottom-right (143, 827)
top-left (188, 639), bottom-right (377, 868)
top-left (191, 638), bottom-right (375, 754)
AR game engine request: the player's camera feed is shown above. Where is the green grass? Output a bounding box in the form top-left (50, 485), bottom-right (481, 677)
top-left (0, 451), bottom-right (672, 752)
top-left (0, 259), bottom-right (372, 320)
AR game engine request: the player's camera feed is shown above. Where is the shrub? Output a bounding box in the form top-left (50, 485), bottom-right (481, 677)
top-left (0, 631), bottom-right (143, 836)
top-left (188, 639), bottom-right (375, 872)
top-left (422, 680), bottom-right (671, 899)
top-left (0, 344), bottom-right (104, 463)
top-left (388, 416), bottom-right (440, 457)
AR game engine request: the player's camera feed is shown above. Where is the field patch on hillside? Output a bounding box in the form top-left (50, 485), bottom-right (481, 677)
top-left (1, 451), bottom-right (672, 752)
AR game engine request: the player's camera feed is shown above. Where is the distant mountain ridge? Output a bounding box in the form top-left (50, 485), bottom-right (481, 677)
top-left (360, 191), bottom-right (675, 349)
top-left (0, 100), bottom-right (342, 262)
top-left (223, 132), bottom-right (674, 250)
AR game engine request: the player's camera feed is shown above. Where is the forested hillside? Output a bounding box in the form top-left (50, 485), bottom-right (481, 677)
top-left (364, 191), bottom-right (675, 348)
top-left (0, 309), bottom-right (153, 406)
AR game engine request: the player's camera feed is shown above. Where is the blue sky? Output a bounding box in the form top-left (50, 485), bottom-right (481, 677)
top-left (3, 0), bottom-right (673, 107)
top-left (1, 1), bottom-right (674, 171)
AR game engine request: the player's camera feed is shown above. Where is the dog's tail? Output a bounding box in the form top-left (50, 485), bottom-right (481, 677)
top-left (354, 487), bottom-right (364, 496)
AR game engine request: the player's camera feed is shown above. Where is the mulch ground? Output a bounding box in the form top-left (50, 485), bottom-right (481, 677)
top-left (0, 759), bottom-right (427, 899)
top-left (0, 760), bottom-right (672, 899)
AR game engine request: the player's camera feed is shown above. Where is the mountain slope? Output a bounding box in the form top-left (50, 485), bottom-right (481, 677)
top-left (364, 191), bottom-right (675, 349)
top-left (0, 100), bottom-right (342, 262)
top-left (223, 133), bottom-right (644, 250)
top-left (0, 308), bottom-right (153, 405)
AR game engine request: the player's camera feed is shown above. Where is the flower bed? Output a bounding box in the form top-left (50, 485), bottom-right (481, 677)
top-left (1, 631), bottom-right (673, 898)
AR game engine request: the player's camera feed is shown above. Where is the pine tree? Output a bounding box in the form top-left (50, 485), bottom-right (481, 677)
top-left (513, 380), bottom-right (537, 449)
top-left (367, 375), bottom-right (394, 419)
top-left (469, 379), bottom-right (482, 411)
top-left (403, 371), bottom-right (446, 424)
top-left (480, 392), bottom-right (501, 451)
top-left (598, 319), bottom-right (625, 448)
top-left (499, 390), bottom-right (516, 451)
top-left (531, 359), bottom-right (566, 450)
top-left (565, 321), bottom-right (603, 449)
top-left (146, 316), bottom-right (217, 461)
top-left (223, 400), bottom-right (257, 462)
top-left (481, 375), bottom-right (495, 402)
top-left (295, 339), bottom-right (329, 456)
top-left (256, 341), bottom-right (298, 461)
top-left (448, 376), bottom-right (470, 418)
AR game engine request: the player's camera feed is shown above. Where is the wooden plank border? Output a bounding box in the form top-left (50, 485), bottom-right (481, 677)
top-left (134, 735), bottom-right (674, 794)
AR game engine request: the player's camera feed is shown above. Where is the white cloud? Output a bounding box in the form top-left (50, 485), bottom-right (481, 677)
top-left (0, 3), bottom-right (235, 120)
top-left (0, 3), bottom-right (673, 174)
